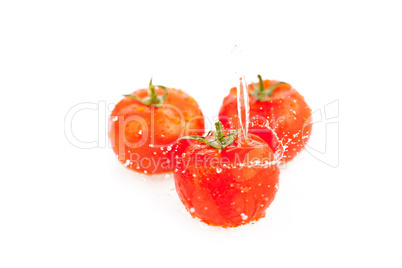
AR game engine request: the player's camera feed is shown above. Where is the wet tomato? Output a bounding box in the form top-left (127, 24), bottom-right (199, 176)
top-left (174, 122), bottom-right (280, 227)
top-left (109, 80), bottom-right (205, 174)
top-left (219, 75), bottom-right (312, 163)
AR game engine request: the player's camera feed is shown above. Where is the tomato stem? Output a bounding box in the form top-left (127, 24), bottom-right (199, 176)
top-left (249, 75), bottom-right (285, 102)
top-left (215, 122), bottom-right (224, 139)
top-left (257, 74), bottom-right (265, 92)
top-left (124, 78), bottom-right (168, 106)
top-left (179, 121), bottom-right (240, 150)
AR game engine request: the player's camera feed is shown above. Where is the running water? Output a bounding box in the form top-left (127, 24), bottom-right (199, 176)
top-left (230, 44), bottom-right (250, 139)
top-left (230, 46), bottom-right (288, 163)
top-left (224, 5), bottom-right (286, 161)
top-left (237, 75), bottom-right (249, 139)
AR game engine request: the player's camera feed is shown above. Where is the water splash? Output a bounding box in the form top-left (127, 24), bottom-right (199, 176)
top-left (223, 6), bottom-right (289, 162)
top-left (262, 120), bottom-right (293, 163)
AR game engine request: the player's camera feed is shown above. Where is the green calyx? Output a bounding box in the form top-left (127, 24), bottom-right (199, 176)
top-left (124, 78), bottom-right (168, 106)
top-left (249, 74), bottom-right (284, 102)
top-left (179, 122), bottom-right (240, 150)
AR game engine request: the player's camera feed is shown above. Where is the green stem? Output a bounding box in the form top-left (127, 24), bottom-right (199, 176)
top-left (149, 79), bottom-right (157, 101)
top-left (124, 78), bottom-right (168, 106)
top-left (257, 74), bottom-right (264, 92)
top-left (215, 122), bottom-right (224, 139)
top-left (249, 74), bottom-right (285, 102)
top-left (179, 121), bottom-right (240, 150)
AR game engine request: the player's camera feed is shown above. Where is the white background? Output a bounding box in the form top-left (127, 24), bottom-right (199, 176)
top-left (1, 0), bottom-right (401, 267)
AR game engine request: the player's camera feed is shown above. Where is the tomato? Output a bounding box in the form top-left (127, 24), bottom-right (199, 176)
top-left (174, 122), bottom-right (280, 227)
top-left (219, 75), bottom-right (312, 163)
top-left (109, 80), bottom-right (205, 174)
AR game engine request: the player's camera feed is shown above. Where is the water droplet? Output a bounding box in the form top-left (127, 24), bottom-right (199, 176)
top-left (240, 213), bottom-right (248, 221)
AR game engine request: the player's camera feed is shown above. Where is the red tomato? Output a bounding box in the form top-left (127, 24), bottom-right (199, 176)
top-left (109, 80), bottom-right (205, 174)
top-left (219, 75), bottom-right (312, 163)
top-left (174, 122), bottom-right (280, 227)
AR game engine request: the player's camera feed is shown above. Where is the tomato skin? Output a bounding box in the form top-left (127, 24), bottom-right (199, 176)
top-left (174, 132), bottom-right (280, 227)
top-left (109, 87), bottom-right (205, 174)
top-left (219, 80), bottom-right (312, 163)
